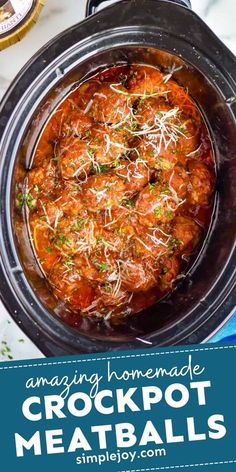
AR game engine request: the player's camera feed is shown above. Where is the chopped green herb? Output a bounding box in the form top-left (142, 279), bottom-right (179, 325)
top-left (103, 283), bottom-right (111, 293)
top-left (154, 207), bottom-right (162, 218)
top-left (77, 218), bottom-right (86, 229)
top-left (166, 210), bottom-right (174, 218)
top-left (16, 192), bottom-right (37, 210)
top-left (96, 164), bottom-right (109, 173)
top-left (148, 183), bottom-right (155, 192)
top-left (94, 261), bottom-right (108, 272)
top-left (56, 234), bottom-right (66, 245)
top-left (64, 258), bottom-right (74, 267)
top-left (148, 150), bottom-right (156, 156)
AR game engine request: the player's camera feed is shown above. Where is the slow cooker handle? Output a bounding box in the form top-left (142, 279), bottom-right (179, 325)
top-left (85, 0), bottom-right (191, 17)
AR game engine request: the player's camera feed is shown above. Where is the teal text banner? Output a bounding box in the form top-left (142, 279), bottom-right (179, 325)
top-left (0, 343), bottom-right (236, 472)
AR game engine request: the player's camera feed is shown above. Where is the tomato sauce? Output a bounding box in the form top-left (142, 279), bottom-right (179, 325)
top-left (17, 64), bottom-right (215, 324)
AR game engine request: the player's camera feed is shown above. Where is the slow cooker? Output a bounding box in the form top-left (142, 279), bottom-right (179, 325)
top-left (0, 0), bottom-right (236, 357)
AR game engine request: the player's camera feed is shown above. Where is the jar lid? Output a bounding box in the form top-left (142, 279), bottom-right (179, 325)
top-left (0, 0), bottom-right (44, 50)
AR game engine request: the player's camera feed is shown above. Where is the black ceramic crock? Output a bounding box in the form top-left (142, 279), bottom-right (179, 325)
top-left (0, 0), bottom-right (236, 357)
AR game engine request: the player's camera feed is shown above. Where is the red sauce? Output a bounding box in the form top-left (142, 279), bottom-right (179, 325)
top-left (17, 64), bottom-right (215, 324)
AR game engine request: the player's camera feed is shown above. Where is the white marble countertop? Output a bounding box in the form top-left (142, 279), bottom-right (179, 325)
top-left (0, 0), bottom-right (236, 361)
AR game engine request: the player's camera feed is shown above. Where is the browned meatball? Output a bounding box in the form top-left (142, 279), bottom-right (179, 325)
top-left (159, 255), bottom-right (181, 289)
top-left (102, 206), bottom-right (138, 253)
top-left (82, 173), bottom-right (125, 211)
top-left (188, 160), bottom-right (215, 206)
top-left (121, 257), bottom-right (159, 292)
top-left (49, 262), bottom-right (95, 311)
top-left (89, 83), bottom-right (131, 125)
top-left (133, 225), bottom-right (170, 259)
top-left (88, 125), bottom-right (128, 167)
top-left (128, 66), bottom-right (167, 97)
top-left (172, 216), bottom-right (201, 254)
top-left (116, 158), bottom-right (150, 195)
top-left (71, 80), bottom-right (101, 111)
top-left (57, 181), bottom-right (85, 216)
top-left (75, 250), bottom-right (119, 284)
top-left (62, 110), bottom-right (93, 138)
top-left (135, 97), bottom-right (178, 129)
top-left (138, 137), bottom-right (179, 171)
top-left (36, 197), bottom-right (63, 227)
top-left (28, 158), bottom-right (57, 197)
top-left (177, 116), bottom-right (200, 155)
top-left (135, 98), bottom-right (200, 164)
top-left (53, 214), bottom-right (93, 256)
top-left (57, 137), bottom-right (91, 180)
top-left (162, 165), bottom-right (189, 200)
top-left (135, 182), bottom-right (177, 227)
top-left (96, 283), bottom-right (130, 308)
top-left (168, 81), bottom-right (202, 127)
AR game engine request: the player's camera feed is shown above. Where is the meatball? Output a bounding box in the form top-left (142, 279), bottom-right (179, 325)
top-left (172, 216), bottom-right (202, 254)
top-left (96, 283), bottom-right (130, 308)
top-left (188, 160), bottom-right (214, 206)
top-left (128, 66), bottom-right (167, 97)
top-left (136, 100), bottom-right (200, 166)
top-left (168, 81), bottom-right (202, 127)
top-left (102, 206), bottom-right (138, 251)
top-left (89, 83), bottom-right (131, 125)
top-left (53, 214), bottom-right (98, 256)
top-left (62, 110), bottom-right (93, 138)
top-left (75, 250), bottom-right (119, 284)
top-left (138, 137), bottom-right (179, 171)
top-left (49, 262), bottom-right (95, 311)
top-left (121, 257), bottom-right (159, 292)
top-left (133, 225), bottom-right (170, 259)
top-left (58, 181), bottom-right (85, 216)
top-left (159, 256), bottom-right (181, 290)
top-left (135, 182), bottom-right (177, 227)
top-left (27, 158), bottom-right (57, 197)
top-left (162, 165), bottom-right (189, 200)
top-left (36, 198), bottom-right (64, 227)
top-left (116, 158), bottom-right (150, 195)
top-left (88, 125), bottom-right (128, 167)
top-left (135, 97), bottom-right (176, 129)
top-left (57, 137), bottom-right (91, 180)
top-left (71, 80), bottom-right (101, 112)
top-left (177, 116), bottom-right (200, 155)
top-left (82, 173), bottom-right (125, 211)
